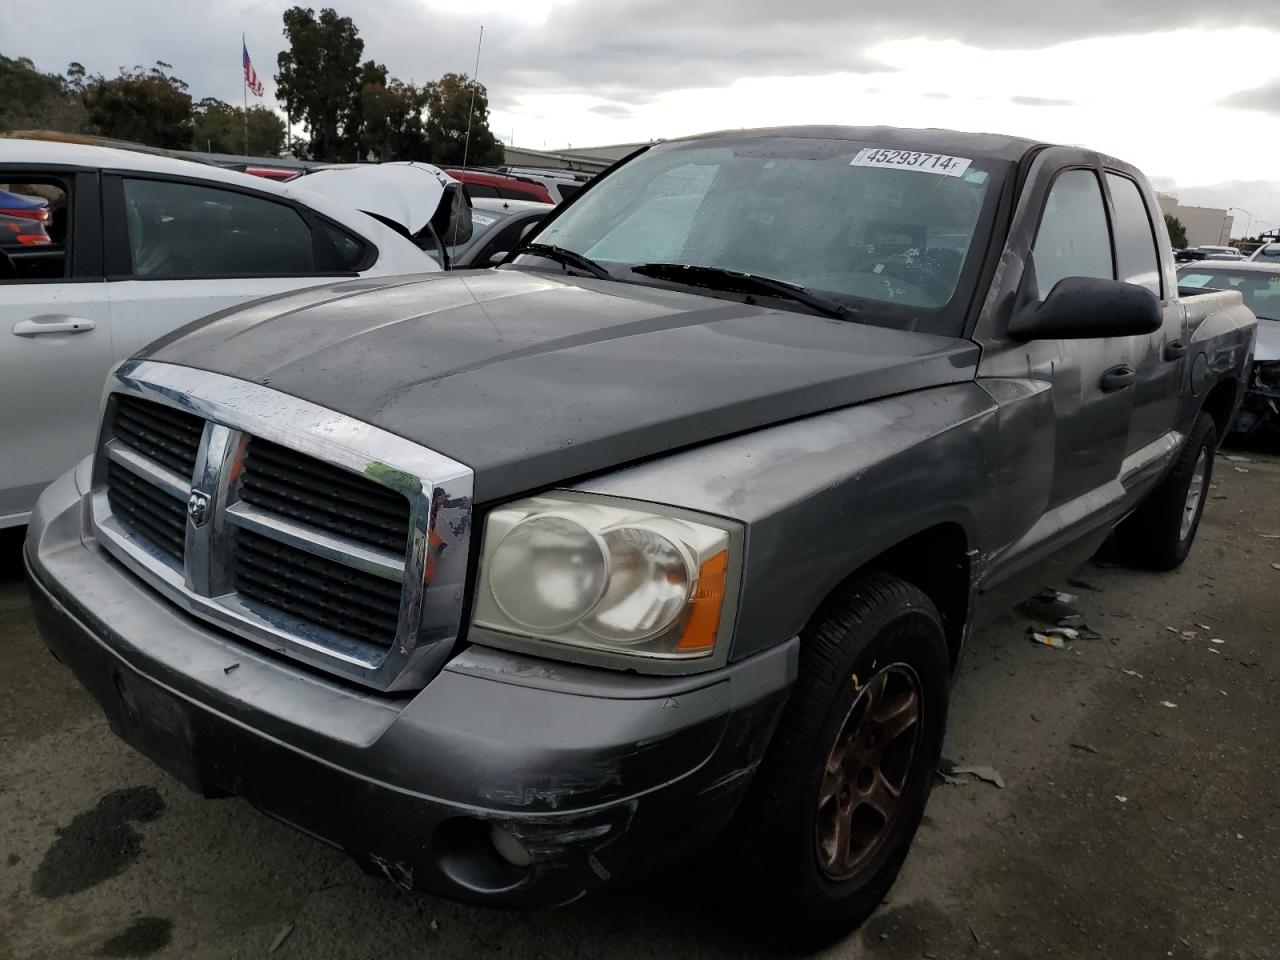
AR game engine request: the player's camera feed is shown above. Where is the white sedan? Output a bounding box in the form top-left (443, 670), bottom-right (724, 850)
top-left (0, 140), bottom-right (449, 529)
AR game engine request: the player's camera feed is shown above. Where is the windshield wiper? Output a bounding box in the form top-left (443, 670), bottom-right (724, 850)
top-left (631, 263), bottom-right (856, 321)
top-left (520, 243), bottom-right (612, 280)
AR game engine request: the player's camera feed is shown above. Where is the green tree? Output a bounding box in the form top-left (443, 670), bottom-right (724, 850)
top-left (359, 72), bottom-right (429, 161)
top-left (1165, 213), bottom-right (1188, 250)
top-left (422, 72), bottom-right (503, 166)
top-left (82, 61), bottom-right (193, 149)
top-left (275, 6), bottom-right (364, 161)
top-left (193, 98), bottom-right (287, 156)
top-left (0, 55), bottom-right (90, 134)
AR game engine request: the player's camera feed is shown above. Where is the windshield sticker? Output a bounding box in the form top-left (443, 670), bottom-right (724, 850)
top-left (471, 213), bottom-right (498, 227)
top-left (851, 148), bottom-right (973, 178)
top-left (1178, 274), bottom-right (1212, 288)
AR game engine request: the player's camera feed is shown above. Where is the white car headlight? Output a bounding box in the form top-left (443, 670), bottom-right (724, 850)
top-left (472, 493), bottom-right (739, 667)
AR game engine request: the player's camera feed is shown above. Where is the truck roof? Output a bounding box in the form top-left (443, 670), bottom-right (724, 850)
top-left (667, 125), bottom-right (1044, 165)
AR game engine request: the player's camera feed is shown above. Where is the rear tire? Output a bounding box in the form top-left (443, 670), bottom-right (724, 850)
top-left (1118, 412), bottom-right (1217, 572)
top-left (728, 573), bottom-right (950, 950)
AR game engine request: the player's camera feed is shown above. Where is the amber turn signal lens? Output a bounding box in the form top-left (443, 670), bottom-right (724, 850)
top-left (675, 550), bottom-right (728, 652)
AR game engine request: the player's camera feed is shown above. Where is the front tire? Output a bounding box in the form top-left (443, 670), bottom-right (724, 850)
top-left (1119, 412), bottom-right (1217, 571)
top-left (729, 573), bottom-right (950, 949)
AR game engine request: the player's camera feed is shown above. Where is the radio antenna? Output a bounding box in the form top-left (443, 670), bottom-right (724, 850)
top-left (453, 24), bottom-right (484, 250)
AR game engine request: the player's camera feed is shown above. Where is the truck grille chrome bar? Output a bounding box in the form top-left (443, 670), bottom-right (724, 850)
top-left (91, 360), bottom-right (474, 692)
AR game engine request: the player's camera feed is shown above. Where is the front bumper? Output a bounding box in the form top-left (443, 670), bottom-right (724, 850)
top-left (25, 465), bottom-right (796, 907)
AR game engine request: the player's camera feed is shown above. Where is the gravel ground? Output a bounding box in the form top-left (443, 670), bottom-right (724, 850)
top-left (1, 440), bottom-right (1277, 960)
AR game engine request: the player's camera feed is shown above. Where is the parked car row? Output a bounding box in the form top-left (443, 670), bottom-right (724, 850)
top-left (20, 125), bottom-right (1257, 947)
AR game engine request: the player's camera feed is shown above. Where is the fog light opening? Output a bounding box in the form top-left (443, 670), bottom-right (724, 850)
top-left (489, 824), bottom-right (533, 868)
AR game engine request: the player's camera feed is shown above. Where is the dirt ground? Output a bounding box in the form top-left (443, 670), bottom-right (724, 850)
top-left (1, 441), bottom-right (1277, 960)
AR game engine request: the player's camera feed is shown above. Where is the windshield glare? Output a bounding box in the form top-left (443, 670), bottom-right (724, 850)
top-left (533, 137), bottom-right (1005, 334)
top-left (1178, 267), bottom-right (1280, 321)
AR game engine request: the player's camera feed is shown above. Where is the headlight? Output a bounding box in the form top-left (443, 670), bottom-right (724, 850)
top-left (472, 492), bottom-right (738, 668)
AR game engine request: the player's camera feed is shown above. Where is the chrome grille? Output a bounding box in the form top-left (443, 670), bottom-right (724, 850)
top-left (233, 528), bottom-right (404, 648)
top-left (112, 394), bottom-right (203, 476)
top-left (238, 438), bottom-right (411, 552)
top-left (91, 361), bottom-right (474, 692)
top-left (105, 459), bottom-right (187, 563)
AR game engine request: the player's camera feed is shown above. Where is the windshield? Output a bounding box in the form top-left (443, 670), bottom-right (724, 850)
top-left (530, 136), bottom-right (1007, 335)
top-left (1178, 267), bottom-right (1280, 321)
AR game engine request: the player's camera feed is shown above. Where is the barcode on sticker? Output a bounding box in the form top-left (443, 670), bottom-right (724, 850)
top-left (851, 148), bottom-right (973, 177)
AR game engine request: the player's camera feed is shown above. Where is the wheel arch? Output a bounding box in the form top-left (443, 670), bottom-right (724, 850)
top-left (804, 522), bottom-right (974, 673)
top-left (1200, 377), bottom-right (1239, 442)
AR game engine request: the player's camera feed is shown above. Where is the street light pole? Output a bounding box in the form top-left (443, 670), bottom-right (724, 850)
top-left (1228, 206), bottom-right (1253, 241)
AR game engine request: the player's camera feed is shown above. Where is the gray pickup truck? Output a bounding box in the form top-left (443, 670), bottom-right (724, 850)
top-left (25, 126), bottom-right (1255, 946)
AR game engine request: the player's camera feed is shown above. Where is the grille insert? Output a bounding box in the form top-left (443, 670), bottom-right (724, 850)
top-left (105, 460), bottom-right (186, 563)
top-left (112, 395), bottom-right (203, 477)
top-left (232, 529), bottom-right (403, 649)
top-left (238, 439), bottom-right (412, 553)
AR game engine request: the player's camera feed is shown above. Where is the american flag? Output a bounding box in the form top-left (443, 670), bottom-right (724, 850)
top-left (242, 39), bottom-right (264, 97)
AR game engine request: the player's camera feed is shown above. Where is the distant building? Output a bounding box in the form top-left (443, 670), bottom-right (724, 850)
top-left (1156, 193), bottom-right (1233, 248)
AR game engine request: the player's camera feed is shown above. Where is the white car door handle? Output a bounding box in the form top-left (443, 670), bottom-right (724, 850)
top-left (12, 315), bottom-right (97, 336)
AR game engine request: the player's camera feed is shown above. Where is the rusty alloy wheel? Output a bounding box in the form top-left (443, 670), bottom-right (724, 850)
top-left (815, 663), bottom-right (924, 881)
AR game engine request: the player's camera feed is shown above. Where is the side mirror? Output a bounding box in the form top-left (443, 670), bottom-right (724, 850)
top-left (1009, 276), bottom-right (1161, 341)
top-left (487, 250), bottom-right (509, 266)
top-left (431, 183), bottom-right (473, 247)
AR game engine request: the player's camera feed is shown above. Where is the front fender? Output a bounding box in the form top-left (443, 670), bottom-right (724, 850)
top-left (574, 383), bottom-right (1004, 661)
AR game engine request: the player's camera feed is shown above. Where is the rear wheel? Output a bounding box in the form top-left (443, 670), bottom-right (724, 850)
top-left (1119, 412), bottom-right (1217, 571)
top-left (729, 573), bottom-right (950, 949)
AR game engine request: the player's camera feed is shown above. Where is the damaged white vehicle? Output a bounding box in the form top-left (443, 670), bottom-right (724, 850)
top-left (0, 140), bottom-right (451, 529)
top-left (1178, 261), bottom-right (1280, 433)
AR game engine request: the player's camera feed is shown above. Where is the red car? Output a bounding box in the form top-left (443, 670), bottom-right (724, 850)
top-left (446, 169), bottom-right (554, 204)
top-left (0, 188), bottom-right (52, 246)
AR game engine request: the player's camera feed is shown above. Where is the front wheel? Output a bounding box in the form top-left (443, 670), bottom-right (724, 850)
top-left (728, 573), bottom-right (950, 949)
top-left (1118, 412), bottom-right (1218, 571)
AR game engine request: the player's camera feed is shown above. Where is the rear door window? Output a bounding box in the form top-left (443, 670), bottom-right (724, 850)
top-left (121, 178), bottom-right (316, 278)
top-left (0, 177), bottom-right (70, 282)
top-left (1107, 174), bottom-right (1162, 296)
top-left (1033, 169), bottom-right (1114, 296)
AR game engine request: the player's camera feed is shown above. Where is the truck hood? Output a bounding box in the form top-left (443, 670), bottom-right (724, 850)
top-left (142, 270), bottom-right (980, 502)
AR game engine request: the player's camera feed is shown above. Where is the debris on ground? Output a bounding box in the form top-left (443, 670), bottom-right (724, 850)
top-left (1070, 742), bottom-right (1100, 755)
top-left (1122, 669), bottom-right (1144, 679)
top-left (1210, 637), bottom-right (1225, 645)
top-left (1235, 467), bottom-right (1250, 474)
top-left (269, 923), bottom-right (295, 954)
top-left (1029, 628), bottom-right (1075, 648)
top-left (1115, 795), bottom-right (1128, 803)
top-left (1159, 701), bottom-right (1178, 709)
top-left (1272, 563), bottom-right (1280, 572)
top-left (942, 762), bottom-right (1007, 789)
top-left (1034, 588), bottom-right (1079, 604)
top-left (429, 919), bottom-right (440, 932)
top-left (1057, 614), bottom-right (1086, 629)
top-left (1224, 454), bottom-right (1251, 463)
top-left (1261, 533), bottom-right (1280, 540)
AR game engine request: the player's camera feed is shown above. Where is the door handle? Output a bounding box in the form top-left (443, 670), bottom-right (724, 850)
top-left (1164, 340), bottom-right (1187, 361)
top-left (1100, 364), bottom-right (1136, 393)
top-left (12, 315), bottom-right (97, 336)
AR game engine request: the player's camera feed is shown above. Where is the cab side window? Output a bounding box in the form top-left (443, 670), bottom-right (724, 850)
top-left (1106, 173), bottom-right (1162, 297)
top-left (1033, 169), bottom-right (1114, 297)
top-left (121, 178), bottom-right (316, 278)
top-left (0, 177), bottom-right (70, 282)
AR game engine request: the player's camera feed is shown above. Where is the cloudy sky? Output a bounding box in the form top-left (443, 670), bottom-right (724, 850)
top-left (10, 0), bottom-right (1280, 234)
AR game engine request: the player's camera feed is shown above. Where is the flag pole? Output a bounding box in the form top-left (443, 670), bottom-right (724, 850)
top-left (242, 34), bottom-right (249, 157)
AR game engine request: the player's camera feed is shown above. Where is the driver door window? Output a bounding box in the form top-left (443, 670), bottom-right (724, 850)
top-left (1033, 169), bottom-right (1114, 295)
